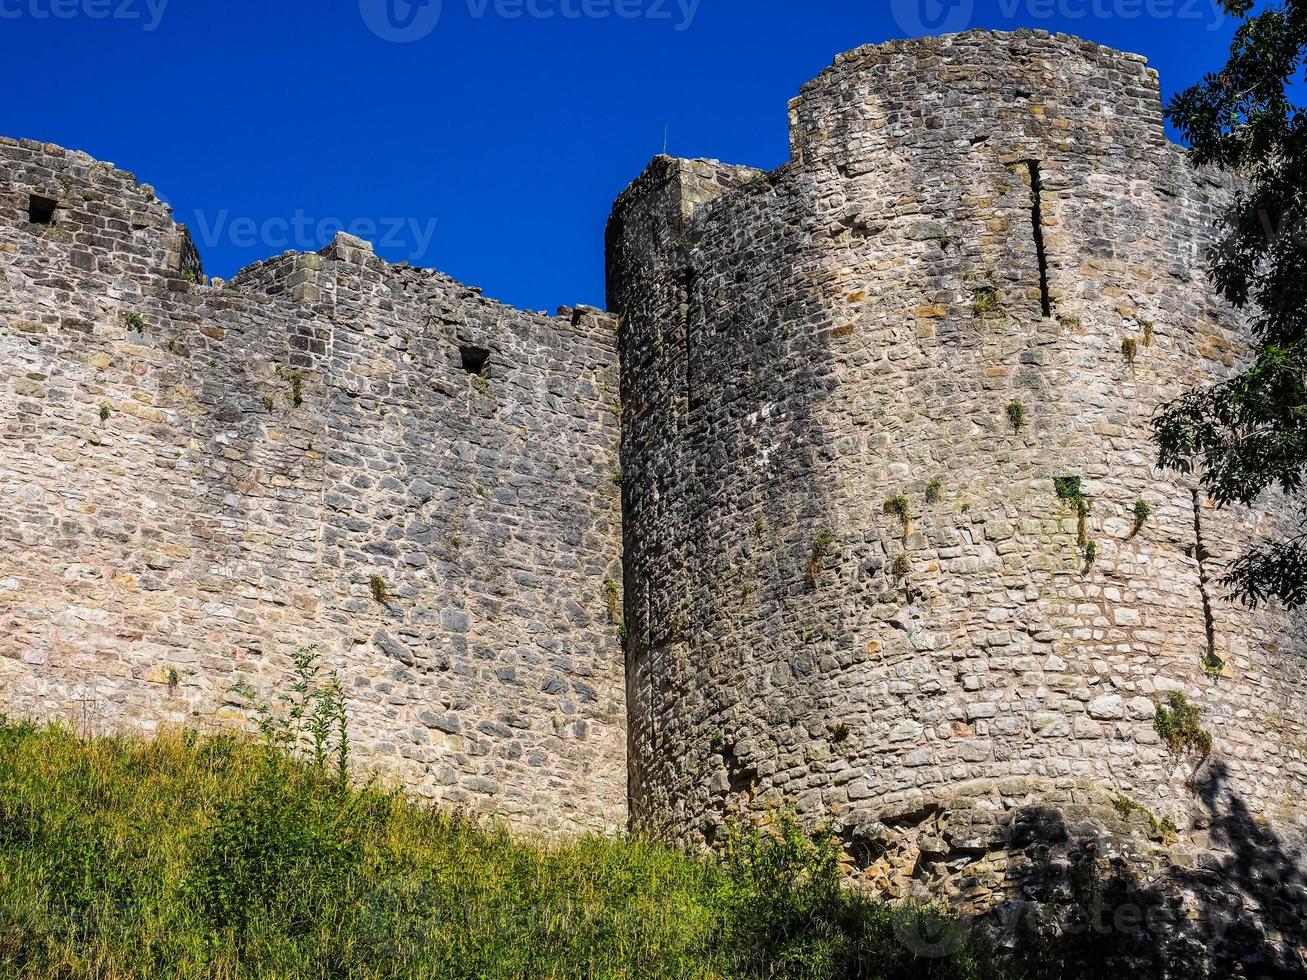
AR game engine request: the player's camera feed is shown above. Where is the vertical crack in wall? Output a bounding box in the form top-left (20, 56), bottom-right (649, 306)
top-left (1026, 160), bottom-right (1053, 318)
top-left (1191, 489), bottom-right (1219, 667)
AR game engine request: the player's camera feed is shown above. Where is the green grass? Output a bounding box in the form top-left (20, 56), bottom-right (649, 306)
top-left (0, 718), bottom-right (1000, 980)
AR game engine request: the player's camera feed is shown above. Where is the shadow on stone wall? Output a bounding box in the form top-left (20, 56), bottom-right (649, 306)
top-left (933, 764), bottom-right (1307, 979)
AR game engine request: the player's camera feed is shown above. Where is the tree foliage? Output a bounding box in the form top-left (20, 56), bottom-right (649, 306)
top-left (1156, 0), bottom-right (1307, 606)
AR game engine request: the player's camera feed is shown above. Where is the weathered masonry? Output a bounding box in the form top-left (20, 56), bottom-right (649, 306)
top-left (2, 29), bottom-right (1305, 923)
top-left (0, 136), bottom-right (627, 834)
top-left (607, 30), bottom-right (1307, 903)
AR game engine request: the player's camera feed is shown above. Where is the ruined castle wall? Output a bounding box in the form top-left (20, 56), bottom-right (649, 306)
top-left (608, 31), bottom-right (1307, 895)
top-left (606, 156), bottom-right (765, 808)
top-left (0, 137), bottom-right (627, 834)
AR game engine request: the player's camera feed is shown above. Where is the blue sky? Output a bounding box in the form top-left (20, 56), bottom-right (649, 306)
top-left (1, 0), bottom-right (1245, 311)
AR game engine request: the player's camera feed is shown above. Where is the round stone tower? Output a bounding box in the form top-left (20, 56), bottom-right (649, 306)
top-left (607, 30), bottom-right (1307, 905)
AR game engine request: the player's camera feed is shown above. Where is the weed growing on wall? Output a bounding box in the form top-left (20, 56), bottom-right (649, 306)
top-left (973, 286), bottom-right (1002, 317)
top-left (1112, 794), bottom-right (1179, 844)
top-left (603, 579), bottom-right (621, 621)
top-left (1083, 540), bottom-right (1098, 570)
top-left (1154, 692), bottom-right (1213, 789)
top-left (276, 365), bottom-right (305, 407)
top-left (1007, 401), bottom-right (1027, 433)
top-left (226, 645), bottom-right (350, 789)
top-left (1201, 649), bottom-right (1227, 677)
top-left (805, 531), bottom-right (836, 586)
top-left (883, 496), bottom-right (911, 541)
top-left (1053, 477), bottom-right (1092, 552)
top-left (1132, 500), bottom-right (1152, 535)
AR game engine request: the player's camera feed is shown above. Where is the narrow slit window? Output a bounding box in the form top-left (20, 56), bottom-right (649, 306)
top-left (459, 345), bottom-right (490, 375)
top-left (28, 195), bottom-right (58, 225)
top-left (1025, 161), bottom-right (1053, 318)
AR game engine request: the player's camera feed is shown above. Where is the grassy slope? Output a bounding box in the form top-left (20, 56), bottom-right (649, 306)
top-left (0, 719), bottom-right (998, 980)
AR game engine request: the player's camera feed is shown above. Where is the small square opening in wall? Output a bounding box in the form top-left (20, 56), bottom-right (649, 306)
top-left (460, 345), bottom-right (490, 376)
top-left (28, 195), bottom-right (58, 225)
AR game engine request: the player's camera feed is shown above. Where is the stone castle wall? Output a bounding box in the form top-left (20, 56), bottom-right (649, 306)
top-left (607, 30), bottom-right (1307, 901)
top-left (1, 29), bottom-right (1305, 915)
top-left (0, 137), bottom-right (627, 834)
